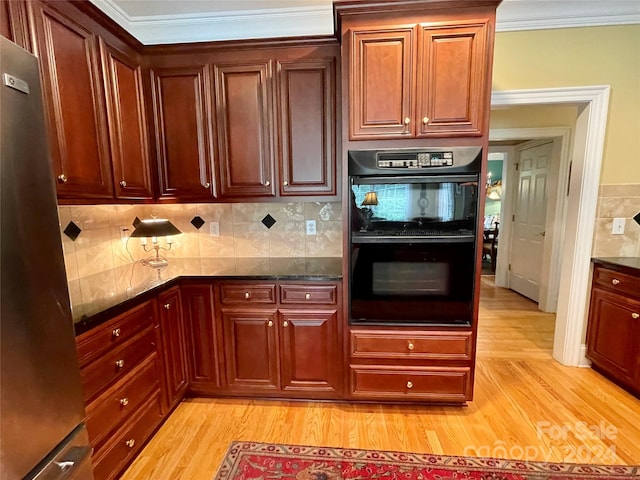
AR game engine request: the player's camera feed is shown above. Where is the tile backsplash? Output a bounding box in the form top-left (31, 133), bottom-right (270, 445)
top-left (592, 184), bottom-right (640, 257)
top-left (59, 202), bottom-right (343, 318)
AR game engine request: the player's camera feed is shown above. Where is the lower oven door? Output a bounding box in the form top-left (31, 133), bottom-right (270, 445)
top-left (350, 241), bottom-right (475, 326)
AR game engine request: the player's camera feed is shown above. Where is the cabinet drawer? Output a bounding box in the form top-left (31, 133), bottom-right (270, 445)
top-left (77, 301), bottom-right (156, 367)
top-left (220, 283), bottom-right (276, 304)
top-left (91, 391), bottom-right (163, 480)
top-left (351, 330), bottom-right (472, 360)
top-left (350, 365), bottom-right (471, 402)
top-left (81, 328), bottom-right (158, 403)
top-left (85, 354), bottom-right (161, 449)
top-left (280, 284), bottom-right (337, 305)
top-left (594, 266), bottom-right (640, 298)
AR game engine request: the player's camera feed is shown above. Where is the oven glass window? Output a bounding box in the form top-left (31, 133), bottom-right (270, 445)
top-left (352, 181), bottom-right (477, 228)
top-left (372, 262), bottom-right (449, 296)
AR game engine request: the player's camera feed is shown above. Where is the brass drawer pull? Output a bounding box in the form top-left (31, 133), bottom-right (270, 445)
top-left (632, 313), bottom-right (639, 319)
top-left (57, 173), bottom-right (68, 183)
top-left (407, 342), bottom-right (415, 351)
top-left (119, 180), bottom-right (127, 187)
top-left (612, 278), bottom-right (620, 285)
top-left (125, 439), bottom-right (135, 448)
top-left (283, 320), bottom-right (289, 327)
top-left (406, 381), bottom-right (414, 389)
top-left (305, 293), bottom-right (311, 300)
top-left (244, 292), bottom-right (251, 299)
top-left (115, 359), bottom-right (125, 369)
top-left (267, 320), bottom-right (273, 327)
top-left (112, 328), bottom-right (121, 338)
top-left (164, 303), bottom-right (170, 310)
top-left (120, 397), bottom-right (129, 406)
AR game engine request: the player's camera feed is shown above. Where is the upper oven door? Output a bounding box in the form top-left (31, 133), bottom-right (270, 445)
top-left (350, 174), bottom-right (479, 242)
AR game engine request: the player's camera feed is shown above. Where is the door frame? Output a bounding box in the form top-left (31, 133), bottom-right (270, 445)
top-left (489, 133), bottom-right (569, 313)
top-left (491, 85), bottom-right (610, 367)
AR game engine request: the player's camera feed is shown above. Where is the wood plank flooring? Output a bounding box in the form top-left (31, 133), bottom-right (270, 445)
top-left (121, 277), bottom-right (640, 479)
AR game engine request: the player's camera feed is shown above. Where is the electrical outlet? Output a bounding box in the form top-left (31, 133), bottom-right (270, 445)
top-left (209, 221), bottom-right (220, 236)
top-left (612, 217), bottom-right (625, 235)
top-left (306, 220), bottom-right (316, 236)
top-left (119, 225), bottom-right (130, 241)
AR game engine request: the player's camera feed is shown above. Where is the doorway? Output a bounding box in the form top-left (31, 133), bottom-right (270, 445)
top-left (488, 86), bottom-right (610, 367)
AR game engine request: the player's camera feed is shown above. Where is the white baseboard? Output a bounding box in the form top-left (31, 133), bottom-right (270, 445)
top-left (578, 344), bottom-right (592, 367)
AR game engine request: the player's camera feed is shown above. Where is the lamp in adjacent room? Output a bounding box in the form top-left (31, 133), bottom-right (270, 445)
top-left (360, 190), bottom-right (378, 223)
top-left (130, 218), bottom-right (182, 281)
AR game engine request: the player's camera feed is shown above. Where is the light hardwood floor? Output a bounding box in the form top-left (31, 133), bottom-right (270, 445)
top-left (122, 277), bottom-right (640, 479)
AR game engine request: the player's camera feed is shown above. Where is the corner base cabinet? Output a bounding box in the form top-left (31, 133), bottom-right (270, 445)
top-left (586, 259), bottom-right (640, 397)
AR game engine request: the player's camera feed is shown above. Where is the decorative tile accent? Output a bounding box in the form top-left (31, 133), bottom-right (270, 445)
top-left (63, 221), bottom-right (82, 241)
top-left (191, 216), bottom-right (206, 229)
top-left (133, 217), bottom-right (142, 228)
top-left (261, 214), bottom-right (276, 229)
top-left (634, 211), bottom-right (640, 226)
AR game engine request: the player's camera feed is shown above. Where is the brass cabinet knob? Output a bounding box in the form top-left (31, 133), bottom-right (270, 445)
top-left (244, 292), bottom-right (251, 299)
top-left (612, 278), bottom-right (620, 285)
top-left (406, 381), bottom-right (414, 389)
top-left (264, 180), bottom-right (270, 187)
top-left (115, 359), bottom-right (125, 369)
top-left (204, 182), bottom-right (211, 188)
top-left (632, 313), bottom-right (639, 319)
top-left (403, 117), bottom-right (411, 125)
top-left (120, 180), bottom-right (127, 187)
top-left (164, 303), bottom-right (170, 310)
top-left (125, 439), bottom-right (135, 448)
top-left (267, 320), bottom-right (273, 327)
top-left (57, 174), bottom-right (68, 183)
top-left (305, 293), bottom-right (311, 300)
top-left (283, 320), bottom-right (289, 327)
top-left (283, 181), bottom-right (288, 186)
top-left (120, 397), bottom-right (129, 406)
top-left (407, 342), bottom-right (415, 351)
top-left (112, 328), bottom-right (121, 338)
top-left (422, 117), bottom-right (429, 124)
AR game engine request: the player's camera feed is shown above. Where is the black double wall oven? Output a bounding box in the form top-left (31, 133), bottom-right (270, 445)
top-left (349, 147), bottom-right (482, 327)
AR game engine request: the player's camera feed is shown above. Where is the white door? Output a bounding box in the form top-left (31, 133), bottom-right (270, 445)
top-left (509, 141), bottom-right (552, 302)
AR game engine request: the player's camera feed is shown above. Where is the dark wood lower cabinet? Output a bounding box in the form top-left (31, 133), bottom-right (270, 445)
top-left (181, 283), bottom-right (221, 395)
top-left (222, 309), bottom-right (280, 393)
top-left (158, 286), bottom-right (187, 411)
top-left (586, 261), bottom-right (640, 396)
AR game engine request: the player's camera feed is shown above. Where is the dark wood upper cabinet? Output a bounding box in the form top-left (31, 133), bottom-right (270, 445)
top-left (32, 2), bottom-right (114, 199)
top-left (151, 66), bottom-right (216, 201)
top-left (100, 39), bottom-right (153, 200)
top-left (214, 62), bottom-right (275, 198)
top-left (350, 27), bottom-right (416, 139)
top-left (346, 14), bottom-right (493, 140)
top-left (1, 0), bottom-right (34, 53)
top-left (276, 58), bottom-right (336, 196)
top-left (417, 22), bottom-right (488, 137)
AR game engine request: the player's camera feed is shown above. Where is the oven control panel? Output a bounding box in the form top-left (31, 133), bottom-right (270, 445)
top-left (376, 151), bottom-right (454, 168)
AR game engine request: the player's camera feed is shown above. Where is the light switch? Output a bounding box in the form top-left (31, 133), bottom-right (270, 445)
top-left (306, 220), bottom-right (316, 236)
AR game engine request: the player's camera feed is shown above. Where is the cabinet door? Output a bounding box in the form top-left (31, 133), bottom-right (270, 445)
top-left (350, 27), bottom-right (415, 139)
top-left (100, 39), bottom-right (153, 200)
top-left (276, 58), bottom-right (336, 196)
top-left (586, 288), bottom-right (640, 385)
top-left (181, 284), bottom-right (219, 392)
top-left (32, 3), bottom-right (113, 199)
top-left (417, 22), bottom-right (488, 137)
top-left (279, 309), bottom-right (340, 395)
top-left (222, 309), bottom-right (279, 392)
top-left (1, 0), bottom-right (33, 52)
top-left (214, 62), bottom-right (275, 197)
top-left (151, 66), bottom-right (216, 201)
top-left (157, 286), bottom-right (187, 411)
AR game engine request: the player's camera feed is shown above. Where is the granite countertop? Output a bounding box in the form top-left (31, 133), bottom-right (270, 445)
top-left (592, 257), bottom-right (640, 273)
top-left (72, 257), bottom-right (342, 332)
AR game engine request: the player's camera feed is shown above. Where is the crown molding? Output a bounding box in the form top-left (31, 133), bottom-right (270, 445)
top-left (88, 0), bottom-right (640, 45)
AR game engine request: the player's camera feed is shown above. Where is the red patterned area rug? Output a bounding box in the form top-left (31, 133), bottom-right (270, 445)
top-left (214, 441), bottom-right (639, 480)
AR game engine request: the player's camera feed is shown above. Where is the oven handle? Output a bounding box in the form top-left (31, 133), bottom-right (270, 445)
top-left (352, 174), bottom-right (478, 185)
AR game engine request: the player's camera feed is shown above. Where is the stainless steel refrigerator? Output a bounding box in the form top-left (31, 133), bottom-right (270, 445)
top-left (1, 37), bottom-right (93, 479)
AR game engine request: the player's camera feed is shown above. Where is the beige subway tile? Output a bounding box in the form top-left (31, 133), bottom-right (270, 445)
top-left (600, 184), bottom-right (640, 198)
top-left (304, 201), bottom-right (342, 221)
top-left (598, 197), bottom-right (640, 218)
top-left (269, 221), bottom-right (305, 257)
top-left (305, 220), bottom-right (343, 257)
top-left (233, 223), bottom-right (270, 257)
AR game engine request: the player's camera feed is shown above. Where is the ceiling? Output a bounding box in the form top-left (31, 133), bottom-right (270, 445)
top-left (88, 0), bottom-right (640, 45)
